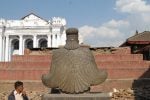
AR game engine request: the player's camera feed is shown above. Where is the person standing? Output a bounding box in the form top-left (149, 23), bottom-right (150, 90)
top-left (8, 81), bottom-right (28, 100)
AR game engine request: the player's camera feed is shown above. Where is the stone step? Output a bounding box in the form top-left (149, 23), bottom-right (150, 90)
top-left (12, 54), bottom-right (143, 62)
top-left (0, 62), bottom-right (50, 69)
top-left (1, 68), bottom-right (149, 80)
top-left (0, 67), bottom-right (149, 80)
top-left (42, 94), bottom-right (111, 100)
top-left (95, 54), bottom-right (143, 61)
top-left (97, 61), bottom-right (150, 69)
top-left (11, 55), bottom-right (51, 62)
top-left (0, 70), bottom-right (48, 80)
top-left (0, 62), bottom-right (9, 68)
top-left (105, 68), bottom-right (150, 79)
top-left (0, 53), bottom-right (149, 80)
top-left (0, 61), bottom-right (149, 70)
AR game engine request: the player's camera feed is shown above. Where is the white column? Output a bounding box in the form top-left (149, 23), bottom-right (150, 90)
top-left (57, 33), bottom-right (61, 47)
top-left (52, 34), bottom-right (56, 47)
top-left (8, 42), bottom-right (12, 61)
top-left (48, 34), bottom-right (51, 48)
top-left (5, 35), bottom-right (9, 61)
top-left (0, 35), bottom-right (2, 61)
top-left (19, 35), bottom-right (23, 55)
top-left (2, 36), bottom-right (5, 61)
top-left (33, 35), bottom-right (37, 48)
top-left (22, 38), bottom-right (25, 55)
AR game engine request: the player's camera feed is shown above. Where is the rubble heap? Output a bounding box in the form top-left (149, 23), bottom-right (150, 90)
top-left (112, 88), bottom-right (134, 100)
top-left (112, 86), bottom-right (150, 100)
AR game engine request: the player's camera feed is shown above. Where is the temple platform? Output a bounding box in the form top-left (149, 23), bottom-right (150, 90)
top-left (41, 93), bottom-right (111, 100)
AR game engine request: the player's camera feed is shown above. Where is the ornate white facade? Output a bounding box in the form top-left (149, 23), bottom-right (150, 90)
top-left (0, 13), bottom-right (66, 61)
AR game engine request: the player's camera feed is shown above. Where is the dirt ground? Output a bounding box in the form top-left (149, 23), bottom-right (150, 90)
top-left (0, 81), bottom-right (150, 100)
top-left (0, 81), bottom-right (48, 100)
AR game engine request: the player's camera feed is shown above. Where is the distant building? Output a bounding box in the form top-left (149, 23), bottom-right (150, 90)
top-left (0, 13), bottom-right (67, 61)
top-left (120, 31), bottom-right (150, 60)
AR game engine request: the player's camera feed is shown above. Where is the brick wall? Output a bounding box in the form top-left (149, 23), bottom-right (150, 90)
top-left (0, 47), bottom-right (150, 80)
top-left (0, 47), bottom-right (150, 92)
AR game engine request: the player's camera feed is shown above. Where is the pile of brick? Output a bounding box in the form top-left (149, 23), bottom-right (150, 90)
top-left (112, 86), bottom-right (150, 100)
top-left (112, 88), bottom-right (134, 100)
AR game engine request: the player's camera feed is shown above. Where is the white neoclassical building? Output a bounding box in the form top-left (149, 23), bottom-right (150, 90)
top-left (0, 13), bottom-right (67, 62)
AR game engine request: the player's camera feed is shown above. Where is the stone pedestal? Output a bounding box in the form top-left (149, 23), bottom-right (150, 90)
top-left (41, 93), bottom-right (111, 100)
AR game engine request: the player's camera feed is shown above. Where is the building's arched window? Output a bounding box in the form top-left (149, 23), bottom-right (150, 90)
top-left (39, 38), bottom-right (47, 48)
top-left (25, 39), bottom-right (33, 49)
top-left (11, 39), bottom-right (19, 50)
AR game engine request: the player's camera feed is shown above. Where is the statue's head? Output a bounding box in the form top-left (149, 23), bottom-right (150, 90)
top-left (65, 28), bottom-right (80, 50)
top-left (66, 28), bottom-right (79, 43)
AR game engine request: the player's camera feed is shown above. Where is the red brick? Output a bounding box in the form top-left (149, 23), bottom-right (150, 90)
top-left (0, 49), bottom-right (150, 81)
top-left (95, 54), bottom-right (143, 61)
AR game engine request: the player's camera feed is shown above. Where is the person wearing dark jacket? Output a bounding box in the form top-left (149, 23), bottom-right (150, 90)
top-left (8, 81), bottom-right (28, 100)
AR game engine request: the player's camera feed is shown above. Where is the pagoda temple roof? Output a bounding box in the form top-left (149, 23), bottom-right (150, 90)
top-left (120, 31), bottom-right (150, 46)
top-left (127, 31), bottom-right (150, 42)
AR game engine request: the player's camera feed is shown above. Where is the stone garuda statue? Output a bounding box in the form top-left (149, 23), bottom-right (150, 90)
top-left (42, 28), bottom-right (107, 94)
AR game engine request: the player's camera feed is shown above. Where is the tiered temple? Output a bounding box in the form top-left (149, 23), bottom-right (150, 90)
top-left (120, 31), bottom-right (150, 60)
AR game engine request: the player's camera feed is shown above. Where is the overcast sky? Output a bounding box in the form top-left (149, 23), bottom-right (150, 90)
top-left (0, 0), bottom-right (150, 47)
